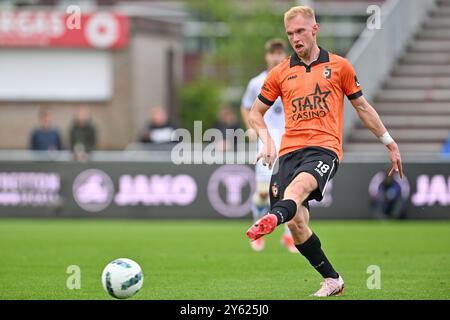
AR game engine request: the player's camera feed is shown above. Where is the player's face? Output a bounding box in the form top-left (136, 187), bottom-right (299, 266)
top-left (265, 49), bottom-right (287, 70)
top-left (285, 15), bottom-right (320, 59)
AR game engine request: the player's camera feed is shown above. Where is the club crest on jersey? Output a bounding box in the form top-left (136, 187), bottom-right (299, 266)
top-left (271, 182), bottom-right (279, 198)
top-left (323, 67), bottom-right (331, 79)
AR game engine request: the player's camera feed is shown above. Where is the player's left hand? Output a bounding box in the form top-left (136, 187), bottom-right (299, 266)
top-left (387, 141), bottom-right (403, 179)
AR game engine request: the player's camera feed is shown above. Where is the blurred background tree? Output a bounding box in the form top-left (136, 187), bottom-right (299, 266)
top-left (179, 0), bottom-right (295, 131)
top-left (179, 80), bottom-right (222, 132)
top-left (187, 0), bottom-right (295, 87)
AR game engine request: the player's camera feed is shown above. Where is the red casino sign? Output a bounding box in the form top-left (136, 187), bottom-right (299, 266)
top-left (0, 11), bottom-right (128, 49)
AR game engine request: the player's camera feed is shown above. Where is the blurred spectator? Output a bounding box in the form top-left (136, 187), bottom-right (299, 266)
top-left (441, 133), bottom-right (450, 158)
top-left (69, 105), bottom-right (97, 162)
top-left (29, 108), bottom-right (63, 151)
top-left (370, 171), bottom-right (407, 219)
top-left (214, 104), bottom-right (241, 151)
top-left (139, 107), bottom-right (176, 144)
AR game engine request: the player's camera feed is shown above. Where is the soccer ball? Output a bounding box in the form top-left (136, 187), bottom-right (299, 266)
top-left (101, 258), bottom-right (144, 299)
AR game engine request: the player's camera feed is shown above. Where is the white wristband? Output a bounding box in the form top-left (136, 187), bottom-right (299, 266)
top-left (379, 132), bottom-right (394, 145)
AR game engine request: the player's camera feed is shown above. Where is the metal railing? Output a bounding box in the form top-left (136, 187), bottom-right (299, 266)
top-left (0, 148), bottom-right (448, 164)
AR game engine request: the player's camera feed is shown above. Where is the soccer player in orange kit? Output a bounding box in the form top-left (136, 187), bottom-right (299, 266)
top-left (246, 6), bottom-right (403, 297)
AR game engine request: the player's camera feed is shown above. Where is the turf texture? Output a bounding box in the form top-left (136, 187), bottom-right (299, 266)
top-left (0, 219), bottom-right (449, 300)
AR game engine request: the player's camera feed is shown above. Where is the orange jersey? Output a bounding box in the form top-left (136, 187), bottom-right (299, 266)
top-left (258, 47), bottom-right (362, 161)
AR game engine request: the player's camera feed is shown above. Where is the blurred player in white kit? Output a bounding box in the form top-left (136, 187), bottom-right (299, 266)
top-left (241, 39), bottom-right (296, 253)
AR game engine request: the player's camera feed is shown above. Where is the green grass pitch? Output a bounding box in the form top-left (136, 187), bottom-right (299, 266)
top-left (0, 219), bottom-right (449, 300)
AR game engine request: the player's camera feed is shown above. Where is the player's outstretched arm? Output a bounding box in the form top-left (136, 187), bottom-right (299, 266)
top-left (240, 105), bottom-right (252, 130)
top-left (249, 98), bottom-right (277, 169)
top-left (350, 95), bottom-right (403, 178)
top-left (240, 105), bottom-right (257, 141)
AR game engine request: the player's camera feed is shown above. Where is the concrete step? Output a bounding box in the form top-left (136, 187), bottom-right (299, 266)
top-left (409, 40), bottom-right (450, 52)
top-left (345, 142), bottom-right (443, 152)
top-left (374, 102), bottom-right (450, 115)
top-left (416, 29), bottom-right (450, 40)
top-left (376, 89), bottom-right (450, 101)
top-left (400, 53), bottom-right (450, 64)
top-left (384, 77), bottom-right (450, 89)
top-left (393, 65), bottom-right (450, 77)
top-left (349, 128), bottom-right (449, 142)
top-left (355, 115), bottom-right (450, 128)
top-left (346, 3), bottom-right (450, 152)
top-left (423, 17), bottom-right (450, 28)
top-left (431, 7), bottom-right (450, 16)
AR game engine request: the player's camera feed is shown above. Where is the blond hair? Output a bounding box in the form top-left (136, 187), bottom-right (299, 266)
top-left (284, 6), bottom-right (316, 24)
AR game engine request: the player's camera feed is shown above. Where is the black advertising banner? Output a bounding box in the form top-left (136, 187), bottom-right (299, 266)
top-left (0, 161), bottom-right (449, 219)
